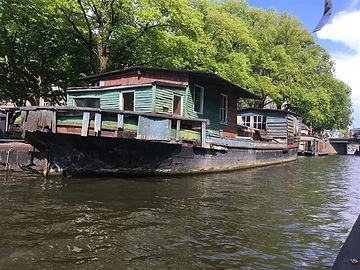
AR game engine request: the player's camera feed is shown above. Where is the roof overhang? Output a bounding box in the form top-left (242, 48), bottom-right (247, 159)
top-left (80, 66), bottom-right (260, 100)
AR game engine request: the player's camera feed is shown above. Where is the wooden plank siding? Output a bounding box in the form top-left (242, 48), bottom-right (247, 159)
top-left (155, 86), bottom-right (186, 115)
top-left (134, 86), bottom-right (154, 112)
top-left (67, 86), bottom-right (154, 112)
top-left (222, 92), bottom-right (238, 138)
top-left (101, 69), bottom-right (189, 87)
top-left (67, 73), bottom-right (245, 138)
top-left (266, 116), bottom-right (288, 138)
top-left (187, 81), bottom-right (221, 135)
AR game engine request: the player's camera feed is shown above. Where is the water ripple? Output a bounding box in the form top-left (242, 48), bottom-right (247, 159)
top-left (0, 155), bottom-right (359, 269)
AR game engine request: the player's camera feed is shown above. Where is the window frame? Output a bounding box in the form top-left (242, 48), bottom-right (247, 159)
top-left (172, 94), bottom-right (183, 116)
top-left (73, 97), bottom-right (101, 108)
top-left (220, 93), bottom-right (228, 125)
top-left (253, 115), bottom-right (267, 130)
top-left (241, 115), bottom-right (251, 127)
top-left (193, 84), bottom-right (204, 115)
top-left (119, 90), bottom-right (135, 111)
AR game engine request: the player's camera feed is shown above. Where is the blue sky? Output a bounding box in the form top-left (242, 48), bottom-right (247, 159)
top-left (247, 0), bottom-right (360, 128)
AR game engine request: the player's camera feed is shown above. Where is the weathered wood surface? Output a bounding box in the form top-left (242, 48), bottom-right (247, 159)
top-left (81, 112), bottom-right (90, 137)
top-left (22, 109), bottom-right (56, 134)
top-left (20, 106), bottom-right (209, 125)
top-left (23, 131), bottom-right (298, 176)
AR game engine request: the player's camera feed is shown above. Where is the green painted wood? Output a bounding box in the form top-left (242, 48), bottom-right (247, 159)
top-left (187, 81), bottom-right (221, 135)
top-left (66, 80), bottom-right (226, 136)
top-left (154, 86), bottom-right (186, 115)
top-left (134, 87), bottom-right (154, 112)
top-left (67, 86), bottom-right (154, 112)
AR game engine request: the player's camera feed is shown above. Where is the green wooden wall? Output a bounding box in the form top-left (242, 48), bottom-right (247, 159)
top-left (154, 86), bottom-right (186, 115)
top-left (67, 82), bottom-right (225, 135)
top-left (187, 81), bottom-right (222, 135)
top-left (67, 86), bottom-right (154, 111)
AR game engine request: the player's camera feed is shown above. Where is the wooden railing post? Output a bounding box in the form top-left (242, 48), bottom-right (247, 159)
top-left (51, 110), bottom-right (57, 134)
top-left (117, 113), bottom-right (124, 130)
top-left (94, 112), bottom-right (102, 136)
top-left (81, 112), bottom-right (90, 137)
top-left (201, 121), bottom-right (207, 148)
top-left (176, 119), bottom-right (181, 141)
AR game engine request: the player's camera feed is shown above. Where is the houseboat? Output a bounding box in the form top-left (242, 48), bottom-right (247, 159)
top-left (298, 135), bottom-right (329, 156)
top-left (10, 67), bottom-right (302, 176)
top-left (237, 108), bottom-right (301, 146)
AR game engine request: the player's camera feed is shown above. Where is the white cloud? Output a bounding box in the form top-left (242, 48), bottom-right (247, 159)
top-left (316, 10), bottom-right (360, 126)
top-left (317, 10), bottom-right (360, 50)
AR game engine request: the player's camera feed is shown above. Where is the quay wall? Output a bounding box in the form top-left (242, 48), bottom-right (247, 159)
top-left (0, 141), bottom-right (44, 173)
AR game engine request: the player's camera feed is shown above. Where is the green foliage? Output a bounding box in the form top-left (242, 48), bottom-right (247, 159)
top-left (0, 0), bottom-right (352, 130)
top-left (0, 0), bottom-right (89, 105)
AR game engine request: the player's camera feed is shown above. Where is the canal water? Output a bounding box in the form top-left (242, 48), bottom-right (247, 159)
top-left (0, 155), bottom-right (360, 269)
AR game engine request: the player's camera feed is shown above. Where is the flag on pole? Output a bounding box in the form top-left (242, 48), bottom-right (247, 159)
top-left (313, 0), bottom-right (333, 32)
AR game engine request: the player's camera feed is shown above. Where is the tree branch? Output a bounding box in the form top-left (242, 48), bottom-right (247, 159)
top-left (60, 8), bottom-right (88, 45)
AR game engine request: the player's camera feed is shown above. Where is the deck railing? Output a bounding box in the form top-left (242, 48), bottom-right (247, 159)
top-left (16, 106), bottom-right (210, 148)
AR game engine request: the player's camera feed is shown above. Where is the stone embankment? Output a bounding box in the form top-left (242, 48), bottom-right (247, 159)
top-left (0, 140), bottom-right (44, 173)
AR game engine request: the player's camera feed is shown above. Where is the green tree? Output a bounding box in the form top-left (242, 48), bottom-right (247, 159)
top-left (0, 0), bottom-right (89, 105)
top-left (55, 0), bottom-right (205, 72)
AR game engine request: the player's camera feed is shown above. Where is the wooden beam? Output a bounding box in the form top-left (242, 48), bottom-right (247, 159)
top-left (52, 110), bottom-right (57, 133)
top-left (81, 112), bottom-right (90, 137)
top-left (176, 119), bottom-right (181, 141)
top-left (201, 121), bottom-right (207, 148)
top-left (117, 113), bottom-right (124, 130)
top-left (94, 112), bottom-right (102, 136)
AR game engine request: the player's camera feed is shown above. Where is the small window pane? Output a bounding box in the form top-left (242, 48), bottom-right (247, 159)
top-left (74, 98), bottom-right (100, 108)
top-left (123, 92), bottom-right (134, 111)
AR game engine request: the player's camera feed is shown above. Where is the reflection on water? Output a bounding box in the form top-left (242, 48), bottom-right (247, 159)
top-left (1, 155), bottom-right (360, 269)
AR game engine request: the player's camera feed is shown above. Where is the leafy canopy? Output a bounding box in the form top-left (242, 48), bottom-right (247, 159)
top-left (0, 0), bottom-right (352, 130)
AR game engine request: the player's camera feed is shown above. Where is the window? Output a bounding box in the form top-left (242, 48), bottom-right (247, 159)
top-left (241, 115), bottom-right (251, 127)
top-left (120, 91), bottom-right (135, 111)
top-left (220, 94), bottom-right (228, 124)
top-left (173, 95), bottom-right (182, 115)
top-left (254, 115), bottom-right (263, 129)
top-left (73, 98), bottom-right (100, 108)
top-left (193, 84), bottom-right (204, 114)
top-left (239, 115), bottom-right (266, 129)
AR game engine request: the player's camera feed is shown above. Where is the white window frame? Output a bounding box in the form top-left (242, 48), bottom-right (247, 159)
top-left (193, 84), bottom-right (204, 114)
top-left (253, 115), bottom-right (266, 130)
top-left (220, 94), bottom-right (228, 124)
top-left (119, 90), bottom-right (135, 111)
top-left (172, 94), bottom-right (183, 116)
top-left (241, 115), bottom-right (252, 127)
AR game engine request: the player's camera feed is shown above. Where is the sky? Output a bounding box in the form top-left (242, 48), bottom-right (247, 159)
top-left (247, 0), bottom-right (360, 128)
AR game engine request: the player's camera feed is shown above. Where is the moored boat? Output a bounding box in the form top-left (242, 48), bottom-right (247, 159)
top-left (9, 67), bottom-right (302, 176)
top-left (298, 135), bottom-right (329, 156)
